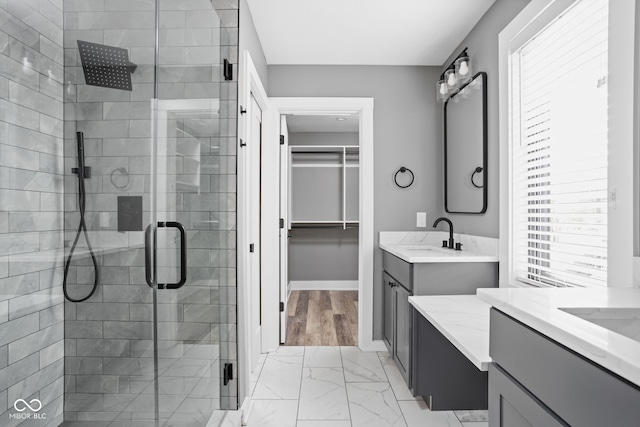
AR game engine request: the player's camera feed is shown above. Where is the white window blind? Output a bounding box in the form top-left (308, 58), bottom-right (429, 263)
top-left (512, 0), bottom-right (608, 288)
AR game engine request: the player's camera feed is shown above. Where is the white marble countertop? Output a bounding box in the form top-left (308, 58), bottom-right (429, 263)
top-left (409, 295), bottom-right (491, 371)
top-left (477, 287), bottom-right (640, 388)
top-left (379, 231), bottom-right (498, 263)
top-left (380, 243), bottom-right (498, 263)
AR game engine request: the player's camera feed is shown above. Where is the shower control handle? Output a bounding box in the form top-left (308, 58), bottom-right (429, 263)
top-left (144, 221), bottom-right (188, 290)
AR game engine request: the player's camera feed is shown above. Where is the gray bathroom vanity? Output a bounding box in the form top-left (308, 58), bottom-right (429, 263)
top-left (478, 288), bottom-right (640, 427)
top-left (379, 232), bottom-right (499, 394)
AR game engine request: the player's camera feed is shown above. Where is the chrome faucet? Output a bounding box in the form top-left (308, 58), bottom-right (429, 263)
top-left (432, 217), bottom-right (458, 250)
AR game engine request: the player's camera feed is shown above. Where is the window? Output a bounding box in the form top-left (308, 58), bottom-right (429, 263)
top-left (511, 0), bottom-right (609, 287)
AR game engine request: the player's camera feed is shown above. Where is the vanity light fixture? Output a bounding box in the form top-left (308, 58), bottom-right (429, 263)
top-left (436, 48), bottom-right (472, 102)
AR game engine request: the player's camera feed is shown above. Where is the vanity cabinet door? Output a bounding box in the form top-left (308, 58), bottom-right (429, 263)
top-left (489, 364), bottom-right (567, 427)
top-left (382, 273), bottom-right (395, 354)
top-left (395, 283), bottom-right (412, 384)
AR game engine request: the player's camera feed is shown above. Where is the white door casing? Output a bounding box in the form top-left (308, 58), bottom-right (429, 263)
top-left (249, 95), bottom-right (262, 370)
top-left (263, 97), bottom-right (381, 352)
top-left (279, 115), bottom-right (289, 343)
top-left (237, 51), bottom-right (270, 415)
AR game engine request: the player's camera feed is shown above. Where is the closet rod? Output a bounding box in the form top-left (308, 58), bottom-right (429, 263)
top-left (290, 151), bottom-right (359, 155)
top-left (290, 224), bottom-right (359, 229)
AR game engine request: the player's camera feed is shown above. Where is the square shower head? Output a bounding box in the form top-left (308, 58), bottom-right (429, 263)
top-left (77, 40), bottom-right (137, 91)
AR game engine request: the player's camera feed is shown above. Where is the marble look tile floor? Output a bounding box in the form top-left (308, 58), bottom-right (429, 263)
top-left (247, 346), bottom-right (488, 427)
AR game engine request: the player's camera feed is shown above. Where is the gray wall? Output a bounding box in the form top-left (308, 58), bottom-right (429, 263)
top-left (290, 132), bottom-right (358, 146)
top-left (239, 0), bottom-right (268, 91)
top-left (289, 229), bottom-right (359, 281)
top-left (0, 0), bottom-right (65, 425)
top-left (288, 132), bottom-right (359, 282)
top-left (437, 0), bottom-right (530, 238)
top-left (269, 66), bottom-right (442, 338)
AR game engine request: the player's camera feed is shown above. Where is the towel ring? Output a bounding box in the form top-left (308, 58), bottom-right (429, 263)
top-left (394, 167), bottom-right (414, 189)
top-left (471, 166), bottom-right (484, 188)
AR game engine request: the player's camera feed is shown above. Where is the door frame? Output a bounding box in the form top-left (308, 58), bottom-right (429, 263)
top-left (265, 97), bottom-right (380, 352)
top-left (237, 51), bottom-right (270, 418)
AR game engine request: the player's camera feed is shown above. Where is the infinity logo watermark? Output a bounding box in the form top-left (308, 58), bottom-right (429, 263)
top-left (14, 399), bottom-right (42, 412)
top-left (9, 399), bottom-right (46, 420)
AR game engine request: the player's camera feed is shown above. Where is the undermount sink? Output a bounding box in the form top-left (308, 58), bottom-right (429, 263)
top-left (560, 307), bottom-right (640, 341)
top-left (397, 245), bottom-right (446, 251)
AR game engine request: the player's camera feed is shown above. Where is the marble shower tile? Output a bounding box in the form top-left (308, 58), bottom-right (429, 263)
top-left (340, 346), bottom-right (387, 382)
top-left (399, 400), bottom-right (462, 427)
top-left (298, 367), bottom-right (349, 420)
top-left (251, 355), bottom-right (302, 400)
top-left (346, 382), bottom-right (406, 427)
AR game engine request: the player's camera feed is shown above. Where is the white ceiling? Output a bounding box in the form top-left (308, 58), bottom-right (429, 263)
top-left (286, 114), bottom-right (359, 133)
top-left (246, 0), bottom-right (496, 66)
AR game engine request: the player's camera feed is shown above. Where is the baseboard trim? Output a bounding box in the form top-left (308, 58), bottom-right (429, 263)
top-left (290, 280), bottom-right (359, 291)
top-left (239, 396), bottom-right (252, 426)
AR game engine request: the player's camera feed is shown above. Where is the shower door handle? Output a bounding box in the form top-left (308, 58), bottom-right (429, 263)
top-left (144, 221), bottom-right (187, 289)
top-left (145, 224), bottom-right (154, 288)
top-left (162, 221), bottom-right (187, 289)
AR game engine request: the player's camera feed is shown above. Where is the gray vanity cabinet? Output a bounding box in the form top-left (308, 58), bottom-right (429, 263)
top-left (489, 309), bottom-right (640, 427)
top-left (382, 272), bottom-right (394, 352)
top-left (382, 271), bottom-right (412, 384)
top-left (382, 250), bottom-right (498, 390)
top-left (488, 364), bottom-right (565, 427)
top-left (395, 284), bottom-right (412, 378)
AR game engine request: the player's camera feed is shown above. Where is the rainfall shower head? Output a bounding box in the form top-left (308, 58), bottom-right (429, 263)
top-left (77, 40), bottom-right (137, 91)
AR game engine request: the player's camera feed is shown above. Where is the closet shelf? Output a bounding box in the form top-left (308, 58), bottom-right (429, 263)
top-left (290, 220), bottom-right (359, 229)
top-left (288, 144), bottom-right (360, 230)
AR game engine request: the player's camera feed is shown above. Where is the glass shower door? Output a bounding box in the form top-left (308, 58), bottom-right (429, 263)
top-left (62, 0), bottom-right (238, 425)
top-left (152, 1), bottom-right (239, 425)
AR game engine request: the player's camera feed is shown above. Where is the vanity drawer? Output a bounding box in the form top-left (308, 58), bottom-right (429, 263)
top-left (382, 250), bottom-right (412, 290)
top-left (490, 308), bottom-right (640, 427)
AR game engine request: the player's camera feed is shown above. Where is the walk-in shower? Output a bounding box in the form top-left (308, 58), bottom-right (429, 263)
top-left (0, 0), bottom-right (239, 425)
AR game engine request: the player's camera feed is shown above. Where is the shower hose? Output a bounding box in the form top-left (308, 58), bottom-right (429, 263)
top-left (63, 136), bottom-right (99, 302)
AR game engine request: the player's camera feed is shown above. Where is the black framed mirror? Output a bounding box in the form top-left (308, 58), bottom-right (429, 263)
top-left (444, 71), bottom-right (487, 214)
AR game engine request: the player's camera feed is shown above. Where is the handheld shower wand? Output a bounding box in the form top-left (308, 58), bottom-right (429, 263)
top-left (63, 132), bottom-right (99, 302)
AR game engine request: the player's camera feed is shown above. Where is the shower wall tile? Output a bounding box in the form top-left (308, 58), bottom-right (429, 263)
top-left (40, 115), bottom-right (64, 138)
top-left (104, 28), bottom-right (155, 47)
top-left (0, 54), bottom-right (41, 90)
top-left (105, 0), bottom-right (154, 11)
top-left (0, 98), bottom-right (40, 130)
top-left (0, 2), bottom-right (64, 423)
top-left (77, 11), bottom-right (133, 30)
top-left (8, 323), bottom-right (64, 364)
top-left (0, 143), bottom-right (40, 169)
top-left (0, 8), bottom-right (41, 49)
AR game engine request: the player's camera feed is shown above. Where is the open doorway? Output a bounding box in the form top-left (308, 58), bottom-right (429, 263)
top-left (281, 113), bottom-right (361, 346)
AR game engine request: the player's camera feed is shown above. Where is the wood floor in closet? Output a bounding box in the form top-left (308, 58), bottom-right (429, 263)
top-left (284, 290), bottom-right (358, 346)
